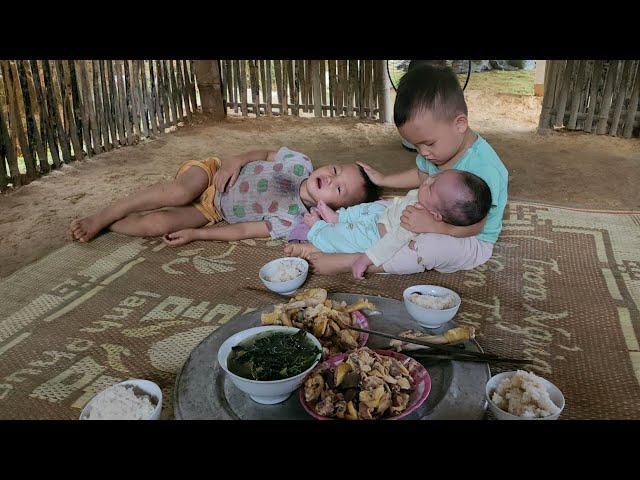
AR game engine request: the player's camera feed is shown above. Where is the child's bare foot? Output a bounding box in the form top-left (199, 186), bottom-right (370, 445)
top-left (283, 242), bottom-right (320, 259)
top-left (70, 214), bottom-right (109, 243)
top-left (306, 252), bottom-right (356, 275)
top-left (316, 200), bottom-right (339, 223)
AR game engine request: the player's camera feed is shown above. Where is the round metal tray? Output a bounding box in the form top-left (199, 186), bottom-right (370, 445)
top-left (174, 293), bottom-right (490, 420)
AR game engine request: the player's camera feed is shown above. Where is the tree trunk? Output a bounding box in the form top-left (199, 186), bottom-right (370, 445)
top-left (194, 60), bottom-right (225, 121)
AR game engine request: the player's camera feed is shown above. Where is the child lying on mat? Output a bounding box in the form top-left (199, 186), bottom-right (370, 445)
top-left (70, 147), bottom-right (379, 245)
top-left (285, 169), bottom-right (491, 278)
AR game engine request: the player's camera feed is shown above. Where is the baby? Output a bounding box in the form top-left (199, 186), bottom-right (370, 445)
top-left (286, 169), bottom-right (492, 278)
top-left (70, 147), bottom-right (379, 245)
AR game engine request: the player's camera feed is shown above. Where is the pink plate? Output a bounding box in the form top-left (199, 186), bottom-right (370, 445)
top-left (299, 349), bottom-right (431, 420)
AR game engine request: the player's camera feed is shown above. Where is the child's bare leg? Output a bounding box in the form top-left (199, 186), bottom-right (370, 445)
top-left (110, 206), bottom-right (208, 237)
top-left (307, 252), bottom-right (384, 276)
top-left (283, 242), bottom-right (320, 258)
top-left (70, 166), bottom-right (209, 242)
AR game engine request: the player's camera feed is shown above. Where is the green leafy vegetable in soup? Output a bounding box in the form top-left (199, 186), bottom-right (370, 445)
top-left (228, 330), bottom-right (321, 381)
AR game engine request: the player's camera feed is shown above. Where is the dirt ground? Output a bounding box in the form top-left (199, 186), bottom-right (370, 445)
top-left (1, 90), bottom-right (639, 279)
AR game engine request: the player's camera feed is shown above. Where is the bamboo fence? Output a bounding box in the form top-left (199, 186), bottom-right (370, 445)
top-left (538, 60), bottom-right (640, 138)
top-left (0, 60), bottom-right (199, 191)
top-left (219, 60), bottom-right (383, 120)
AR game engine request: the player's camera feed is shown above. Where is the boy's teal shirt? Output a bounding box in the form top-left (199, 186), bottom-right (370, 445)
top-left (416, 134), bottom-right (508, 243)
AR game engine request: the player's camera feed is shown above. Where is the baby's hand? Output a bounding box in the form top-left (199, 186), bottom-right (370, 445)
top-left (400, 204), bottom-right (439, 233)
top-left (316, 200), bottom-right (339, 224)
top-left (351, 254), bottom-right (373, 279)
top-left (303, 210), bottom-right (322, 228)
top-left (163, 229), bottom-right (197, 246)
top-left (213, 156), bottom-right (243, 192)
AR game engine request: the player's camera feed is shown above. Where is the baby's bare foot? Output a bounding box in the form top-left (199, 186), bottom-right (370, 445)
top-left (284, 242), bottom-right (320, 259)
top-left (307, 252), bottom-right (354, 275)
top-left (316, 200), bottom-right (339, 224)
top-left (70, 214), bottom-right (108, 243)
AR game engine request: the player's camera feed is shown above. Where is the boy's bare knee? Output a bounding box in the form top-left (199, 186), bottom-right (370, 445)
top-left (140, 213), bottom-right (172, 236)
top-left (165, 184), bottom-right (196, 206)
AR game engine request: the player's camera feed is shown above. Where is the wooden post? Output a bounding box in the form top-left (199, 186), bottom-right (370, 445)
top-left (79, 60), bottom-right (102, 154)
top-left (57, 61), bottom-right (84, 160)
top-left (274, 60), bottom-right (285, 115)
top-left (348, 60), bottom-right (357, 117)
top-left (596, 60), bottom-right (620, 135)
top-left (328, 60), bottom-right (336, 117)
top-left (553, 60), bottom-right (574, 127)
top-left (265, 60), bottom-right (272, 116)
top-left (292, 61), bottom-right (300, 116)
top-left (0, 71), bottom-right (21, 187)
top-left (567, 60), bottom-right (586, 130)
top-left (583, 61), bottom-right (604, 133)
top-left (17, 60), bottom-right (48, 173)
top-left (93, 60), bottom-right (111, 150)
top-left (3, 60), bottom-right (37, 178)
top-left (312, 60), bottom-right (322, 117)
top-left (194, 60), bottom-right (225, 120)
top-left (378, 60), bottom-right (393, 123)
top-left (68, 61), bottom-right (87, 156)
top-left (238, 60), bottom-right (248, 116)
top-left (609, 60), bottom-right (633, 136)
top-left (31, 60), bottom-right (61, 169)
top-left (232, 60), bottom-right (241, 114)
top-left (623, 62), bottom-right (640, 138)
top-left (43, 60), bottom-right (71, 163)
top-left (319, 60), bottom-right (326, 116)
top-left (249, 60), bottom-right (260, 117)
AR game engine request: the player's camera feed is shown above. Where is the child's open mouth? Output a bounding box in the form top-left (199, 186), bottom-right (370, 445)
top-left (316, 177), bottom-right (322, 189)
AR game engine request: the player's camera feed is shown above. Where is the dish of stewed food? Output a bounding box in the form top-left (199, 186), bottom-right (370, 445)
top-left (301, 347), bottom-right (429, 420)
top-left (260, 288), bottom-right (375, 358)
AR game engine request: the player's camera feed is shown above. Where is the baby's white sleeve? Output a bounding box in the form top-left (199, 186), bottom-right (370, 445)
top-left (365, 226), bottom-right (417, 266)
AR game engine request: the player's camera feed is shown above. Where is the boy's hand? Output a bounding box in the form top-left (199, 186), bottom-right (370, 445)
top-left (351, 254), bottom-right (373, 279)
top-left (214, 156), bottom-right (243, 192)
top-left (316, 200), bottom-right (339, 224)
top-left (163, 229), bottom-right (198, 246)
top-left (356, 162), bottom-right (386, 187)
top-left (400, 203), bottom-right (440, 233)
top-left (303, 210), bottom-right (322, 228)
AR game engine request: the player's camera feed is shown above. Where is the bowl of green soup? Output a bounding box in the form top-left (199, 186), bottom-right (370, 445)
top-left (217, 325), bottom-right (323, 404)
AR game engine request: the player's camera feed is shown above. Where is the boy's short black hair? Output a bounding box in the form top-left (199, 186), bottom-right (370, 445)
top-left (357, 165), bottom-right (382, 203)
top-left (441, 171), bottom-right (492, 226)
top-left (394, 64), bottom-right (468, 127)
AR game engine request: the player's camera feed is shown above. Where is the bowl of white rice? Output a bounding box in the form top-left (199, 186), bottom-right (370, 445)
top-left (259, 257), bottom-right (309, 295)
top-left (79, 379), bottom-right (162, 420)
top-left (403, 285), bottom-right (461, 329)
top-left (486, 370), bottom-right (565, 420)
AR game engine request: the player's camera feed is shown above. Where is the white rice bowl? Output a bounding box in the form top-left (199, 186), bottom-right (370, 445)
top-left (490, 370), bottom-right (561, 419)
top-left (265, 259), bottom-right (305, 282)
top-left (409, 292), bottom-right (457, 310)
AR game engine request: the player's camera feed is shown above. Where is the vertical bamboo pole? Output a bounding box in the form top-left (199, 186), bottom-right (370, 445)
top-left (553, 60), bottom-right (574, 127)
top-left (567, 60), bottom-right (586, 130)
top-left (265, 60), bottom-right (273, 116)
top-left (143, 61), bottom-right (159, 135)
top-left (0, 71), bottom-right (21, 187)
top-left (249, 60), bottom-right (260, 116)
top-left (223, 60), bottom-right (234, 115)
top-left (292, 61), bottom-right (300, 116)
top-left (125, 60), bottom-right (141, 140)
top-left (609, 60), bottom-right (634, 136)
top-left (115, 60), bottom-right (133, 144)
top-left (68, 60), bottom-right (87, 156)
top-left (58, 60), bottom-right (84, 160)
top-left (583, 61), bottom-right (604, 133)
top-left (311, 60), bottom-right (322, 117)
top-left (162, 60), bottom-right (176, 126)
top-left (170, 61), bottom-right (183, 122)
top-left (3, 60), bottom-right (37, 177)
top-left (139, 60), bottom-right (153, 135)
top-left (319, 60), bottom-right (326, 116)
top-left (31, 60), bottom-right (61, 168)
top-left (348, 60), bottom-right (357, 117)
top-left (152, 60), bottom-right (166, 131)
top-left (623, 62), bottom-right (640, 138)
top-left (74, 61), bottom-right (93, 155)
top-left (358, 60), bottom-right (367, 119)
top-left (538, 60), bottom-right (558, 131)
top-left (93, 60), bottom-right (110, 150)
top-left (80, 60), bottom-right (102, 154)
top-left (596, 60), bottom-right (620, 135)
top-left (43, 60), bottom-right (71, 163)
top-left (188, 61), bottom-right (198, 113)
top-left (259, 60), bottom-right (267, 114)
top-left (180, 60), bottom-right (193, 119)
top-left (285, 60), bottom-right (295, 115)
top-left (231, 60), bottom-right (240, 114)
top-left (100, 60), bottom-right (117, 146)
top-left (108, 60), bottom-right (126, 144)
top-left (238, 60), bottom-right (248, 116)
top-left (135, 60), bottom-right (149, 138)
top-left (274, 60), bottom-right (285, 115)
top-left (328, 60), bottom-right (336, 117)
top-left (17, 60), bottom-right (48, 173)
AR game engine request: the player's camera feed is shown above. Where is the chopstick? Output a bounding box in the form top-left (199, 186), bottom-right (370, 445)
top-left (338, 321), bottom-right (528, 363)
top-left (405, 349), bottom-right (531, 365)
